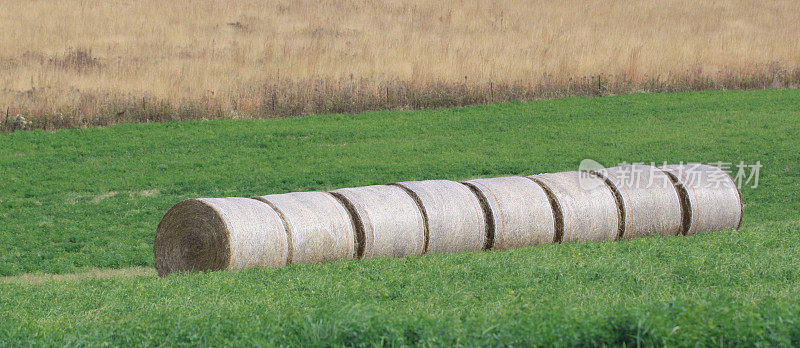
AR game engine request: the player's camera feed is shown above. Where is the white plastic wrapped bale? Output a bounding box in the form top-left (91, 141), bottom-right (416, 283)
top-left (154, 197), bottom-right (289, 276)
top-left (528, 171), bottom-right (619, 243)
top-left (660, 163), bottom-right (743, 235)
top-left (393, 180), bottom-right (486, 253)
top-left (463, 176), bottom-right (556, 250)
top-left (255, 191), bottom-right (356, 265)
top-left (592, 164), bottom-right (683, 239)
top-left (330, 185), bottom-right (425, 259)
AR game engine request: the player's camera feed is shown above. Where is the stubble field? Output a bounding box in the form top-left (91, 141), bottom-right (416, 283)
top-left (2, 0), bottom-right (800, 130)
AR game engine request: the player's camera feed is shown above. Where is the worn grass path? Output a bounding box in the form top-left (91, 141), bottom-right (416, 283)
top-left (0, 267), bottom-right (154, 285)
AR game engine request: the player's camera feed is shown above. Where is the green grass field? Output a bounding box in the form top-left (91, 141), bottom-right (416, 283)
top-left (1, 90), bottom-right (799, 345)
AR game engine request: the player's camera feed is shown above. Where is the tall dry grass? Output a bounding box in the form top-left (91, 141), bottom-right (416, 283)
top-left (1, 0), bottom-right (799, 131)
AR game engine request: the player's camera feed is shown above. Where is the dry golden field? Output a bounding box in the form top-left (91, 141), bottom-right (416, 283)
top-left (2, 0), bottom-right (799, 130)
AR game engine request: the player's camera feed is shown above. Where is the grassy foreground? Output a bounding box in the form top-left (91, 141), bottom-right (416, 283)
top-left (1, 89), bottom-right (799, 345)
top-left (1, 222), bottom-right (798, 346)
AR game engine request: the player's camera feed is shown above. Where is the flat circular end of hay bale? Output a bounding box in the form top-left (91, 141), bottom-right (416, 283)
top-left (154, 199), bottom-right (231, 276)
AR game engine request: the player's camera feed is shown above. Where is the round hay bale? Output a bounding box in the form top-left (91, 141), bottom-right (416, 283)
top-left (255, 191), bottom-right (356, 265)
top-left (660, 163), bottom-right (743, 235)
top-left (154, 197), bottom-right (289, 276)
top-left (592, 164), bottom-right (682, 239)
top-left (330, 185), bottom-right (425, 259)
top-left (463, 176), bottom-right (556, 250)
top-left (528, 171), bottom-right (619, 243)
top-left (393, 180), bottom-right (486, 253)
